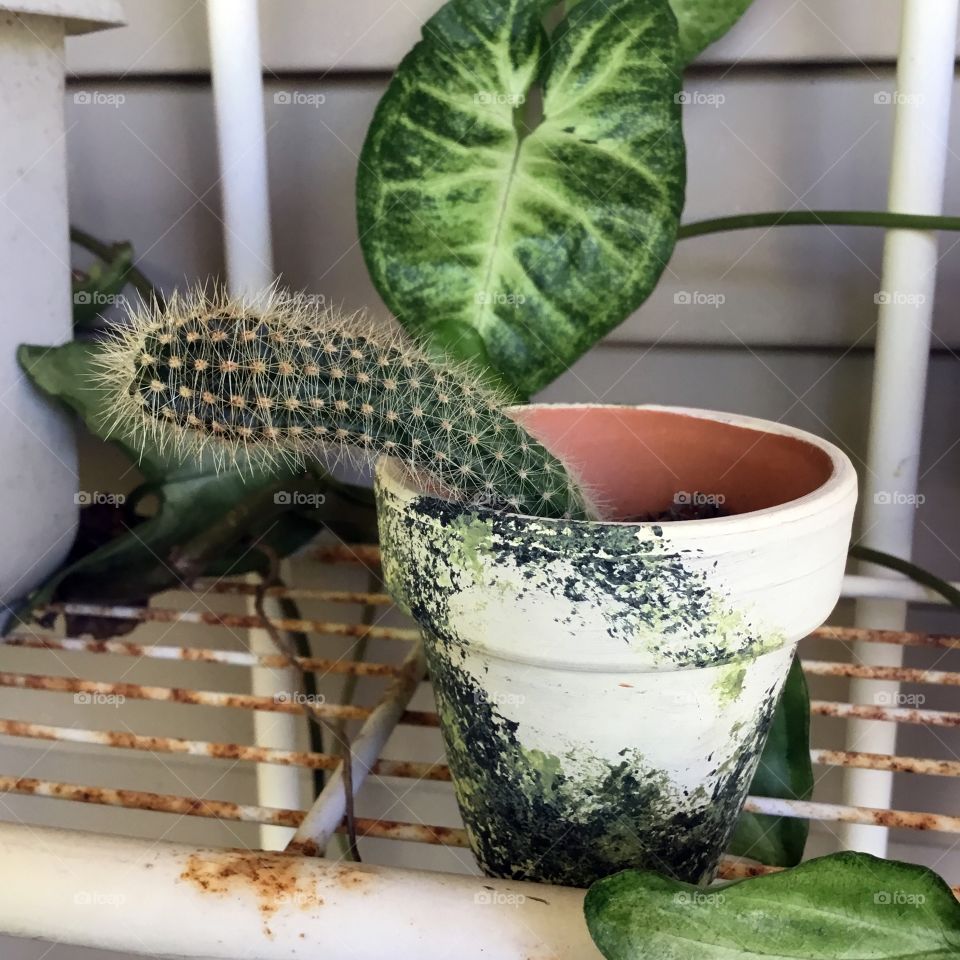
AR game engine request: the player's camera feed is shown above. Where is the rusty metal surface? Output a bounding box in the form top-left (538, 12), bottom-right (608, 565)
top-left (310, 544), bottom-right (383, 566)
top-left (3, 768), bottom-right (956, 848)
top-left (811, 749), bottom-right (960, 777)
top-left (743, 796), bottom-right (960, 833)
top-left (191, 581), bottom-right (391, 605)
top-left (0, 775), bottom-right (304, 827)
top-left (812, 624), bottom-right (960, 650)
top-left (0, 671), bottom-right (440, 727)
top-left (0, 774), bottom-right (470, 846)
top-left (803, 658), bottom-right (960, 686)
top-left (0, 718), bottom-right (452, 780)
top-left (3, 634), bottom-right (404, 676)
top-left (2, 548), bottom-right (960, 887)
top-left (43, 603), bottom-right (420, 642)
top-left (811, 699), bottom-right (960, 727)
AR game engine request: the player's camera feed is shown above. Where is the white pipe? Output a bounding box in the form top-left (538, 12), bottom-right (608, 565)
top-left (842, 0), bottom-right (959, 855)
top-left (207, 0), bottom-right (274, 292)
top-left (0, 823), bottom-right (600, 960)
top-left (246, 582), bottom-right (306, 851)
top-left (291, 643), bottom-right (427, 852)
top-left (206, 0), bottom-right (292, 848)
top-left (842, 573), bottom-right (957, 605)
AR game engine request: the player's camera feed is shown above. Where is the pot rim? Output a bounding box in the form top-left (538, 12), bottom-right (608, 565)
top-left (382, 403), bottom-right (858, 535)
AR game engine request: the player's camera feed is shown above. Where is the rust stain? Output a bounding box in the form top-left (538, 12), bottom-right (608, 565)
top-left (0, 671), bottom-right (440, 725)
top-left (179, 852), bottom-right (326, 934)
top-left (0, 718), bottom-right (450, 778)
top-left (40, 604), bottom-right (418, 643)
top-left (812, 625), bottom-right (960, 650)
top-left (192, 581), bottom-right (391, 606)
top-left (717, 859), bottom-right (780, 880)
top-left (0, 775), bottom-right (303, 827)
top-left (4, 635), bottom-right (402, 676)
top-left (811, 700), bottom-right (960, 728)
top-left (347, 817), bottom-right (470, 847)
top-left (292, 819), bottom-right (469, 850)
top-left (803, 659), bottom-right (960, 686)
top-left (334, 866), bottom-right (372, 891)
top-left (867, 809), bottom-right (939, 831)
top-left (310, 544), bottom-right (382, 566)
top-left (812, 749), bottom-right (960, 777)
top-left (286, 839), bottom-right (322, 859)
top-left (375, 759), bottom-right (451, 781)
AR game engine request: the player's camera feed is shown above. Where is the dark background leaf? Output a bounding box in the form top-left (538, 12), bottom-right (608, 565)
top-left (729, 654), bottom-right (813, 866)
top-left (71, 240), bottom-right (134, 331)
top-left (14, 341), bottom-right (376, 636)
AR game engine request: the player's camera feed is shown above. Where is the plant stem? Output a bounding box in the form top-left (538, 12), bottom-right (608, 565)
top-left (849, 544), bottom-right (960, 608)
top-left (677, 210), bottom-right (960, 240)
top-left (70, 225), bottom-right (163, 306)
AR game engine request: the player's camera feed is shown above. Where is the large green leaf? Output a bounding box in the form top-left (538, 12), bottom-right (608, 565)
top-left (358, 0), bottom-right (686, 397)
top-left (585, 852), bottom-right (960, 960)
top-left (565, 0), bottom-right (754, 61)
top-left (19, 340), bottom-right (168, 480)
top-left (730, 654), bottom-right (813, 866)
top-left (669, 0), bottom-right (753, 62)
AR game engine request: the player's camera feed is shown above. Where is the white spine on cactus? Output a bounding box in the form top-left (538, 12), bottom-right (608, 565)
top-left (96, 286), bottom-right (595, 521)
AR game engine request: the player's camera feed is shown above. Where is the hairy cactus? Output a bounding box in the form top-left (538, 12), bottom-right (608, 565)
top-left (98, 287), bottom-right (596, 521)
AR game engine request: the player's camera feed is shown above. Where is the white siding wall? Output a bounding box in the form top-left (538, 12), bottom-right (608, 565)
top-left (3, 2), bottom-right (960, 956)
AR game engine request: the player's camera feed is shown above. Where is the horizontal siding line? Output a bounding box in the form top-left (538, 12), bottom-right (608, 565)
top-left (65, 70), bottom-right (387, 86)
top-left (64, 59), bottom-right (938, 87)
top-left (598, 342), bottom-right (960, 357)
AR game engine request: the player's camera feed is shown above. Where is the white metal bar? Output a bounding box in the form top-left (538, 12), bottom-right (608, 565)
top-left (206, 0), bottom-right (274, 292)
top-left (246, 585), bottom-right (307, 851)
top-left (290, 642), bottom-right (428, 853)
top-left (0, 822), bottom-right (600, 960)
top-left (843, 0), bottom-right (960, 855)
top-left (207, 0), bottom-right (287, 848)
top-left (842, 573), bottom-right (958, 604)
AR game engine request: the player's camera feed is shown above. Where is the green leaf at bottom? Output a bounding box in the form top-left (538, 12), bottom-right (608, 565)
top-left (585, 852), bottom-right (960, 960)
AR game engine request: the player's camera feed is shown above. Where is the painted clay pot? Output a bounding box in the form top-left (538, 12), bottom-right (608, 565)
top-left (375, 405), bottom-right (857, 887)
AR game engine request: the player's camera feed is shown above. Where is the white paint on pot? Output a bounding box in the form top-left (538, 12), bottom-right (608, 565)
top-left (375, 405), bottom-right (857, 886)
top-left (0, 1), bottom-right (122, 607)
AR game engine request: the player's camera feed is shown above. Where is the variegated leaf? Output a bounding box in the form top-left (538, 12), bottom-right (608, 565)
top-left (358, 0), bottom-right (685, 397)
top-left (669, 0), bottom-right (753, 62)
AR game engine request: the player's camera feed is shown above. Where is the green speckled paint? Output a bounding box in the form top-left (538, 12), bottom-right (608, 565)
top-left (452, 514), bottom-right (495, 582)
top-left (377, 476), bottom-right (782, 669)
top-left (375, 467), bottom-right (794, 886)
top-left (714, 662), bottom-right (747, 706)
top-left (426, 628), bottom-right (778, 885)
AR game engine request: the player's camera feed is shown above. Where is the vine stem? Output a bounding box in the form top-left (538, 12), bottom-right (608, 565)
top-left (849, 545), bottom-right (960, 609)
top-left (677, 210), bottom-right (960, 240)
top-left (70, 225), bottom-right (162, 306)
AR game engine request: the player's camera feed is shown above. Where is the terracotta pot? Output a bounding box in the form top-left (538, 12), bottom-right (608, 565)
top-left (375, 404), bottom-right (857, 886)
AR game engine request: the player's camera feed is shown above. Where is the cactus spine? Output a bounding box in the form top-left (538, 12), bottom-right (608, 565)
top-left (99, 288), bottom-right (595, 521)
